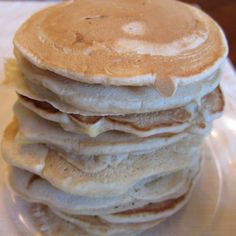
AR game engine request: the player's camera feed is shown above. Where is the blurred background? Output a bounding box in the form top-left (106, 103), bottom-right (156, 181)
top-left (1, 0), bottom-right (235, 66)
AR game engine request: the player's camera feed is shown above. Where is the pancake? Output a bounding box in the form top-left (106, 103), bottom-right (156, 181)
top-left (14, 102), bottom-right (211, 157)
top-left (10, 55), bottom-right (223, 116)
top-left (13, 103), bottom-right (189, 155)
top-left (18, 95), bottom-right (194, 138)
top-left (30, 204), bottom-right (160, 236)
top-left (17, 86), bottom-right (224, 137)
top-left (14, 0), bottom-right (228, 92)
top-left (1, 0), bottom-right (228, 234)
top-left (8, 159), bottom-right (199, 215)
top-left (9, 166), bottom-right (198, 234)
top-left (31, 204), bottom-right (89, 236)
top-left (98, 190), bottom-right (192, 224)
top-left (2, 119), bottom-right (202, 197)
top-left (53, 188), bottom-right (191, 225)
top-left (50, 209), bottom-right (160, 236)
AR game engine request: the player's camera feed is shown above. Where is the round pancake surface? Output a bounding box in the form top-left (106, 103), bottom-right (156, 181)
top-left (14, 0), bottom-right (228, 95)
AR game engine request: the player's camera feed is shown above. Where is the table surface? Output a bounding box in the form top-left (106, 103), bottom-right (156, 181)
top-left (0, 2), bottom-right (236, 236)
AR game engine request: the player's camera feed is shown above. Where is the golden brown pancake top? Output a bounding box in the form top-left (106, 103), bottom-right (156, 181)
top-left (14, 0), bottom-right (228, 96)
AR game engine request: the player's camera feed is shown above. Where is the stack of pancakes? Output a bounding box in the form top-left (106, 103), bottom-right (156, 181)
top-left (2, 0), bottom-right (228, 235)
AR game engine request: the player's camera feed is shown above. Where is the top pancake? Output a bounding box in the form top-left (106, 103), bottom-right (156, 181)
top-left (14, 0), bottom-right (228, 96)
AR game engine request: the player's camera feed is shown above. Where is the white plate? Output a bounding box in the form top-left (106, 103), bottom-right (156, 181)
top-left (0, 2), bottom-right (236, 236)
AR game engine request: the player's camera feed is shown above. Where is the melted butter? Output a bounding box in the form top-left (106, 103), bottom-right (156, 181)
top-left (154, 75), bottom-right (176, 97)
